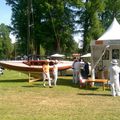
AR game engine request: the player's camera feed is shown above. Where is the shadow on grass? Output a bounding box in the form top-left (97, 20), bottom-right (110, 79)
top-left (22, 84), bottom-right (42, 88)
top-left (22, 79), bottom-right (79, 88)
top-left (0, 79), bottom-right (28, 83)
top-left (79, 87), bottom-right (99, 90)
top-left (77, 92), bottom-right (111, 96)
top-left (22, 76), bottom-right (80, 88)
top-left (77, 86), bottom-right (111, 96)
top-left (57, 77), bottom-right (79, 88)
top-left (0, 76), bottom-right (81, 88)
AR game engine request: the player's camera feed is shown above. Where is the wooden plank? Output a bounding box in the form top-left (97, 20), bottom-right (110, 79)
top-left (85, 79), bottom-right (108, 90)
top-left (28, 73), bottom-right (40, 83)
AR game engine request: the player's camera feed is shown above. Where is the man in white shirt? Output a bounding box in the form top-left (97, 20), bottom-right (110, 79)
top-left (52, 60), bottom-right (58, 86)
top-left (109, 59), bottom-right (120, 97)
top-left (73, 59), bottom-right (81, 84)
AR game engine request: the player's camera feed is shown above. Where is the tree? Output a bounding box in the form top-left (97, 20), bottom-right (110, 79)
top-left (0, 24), bottom-right (13, 59)
top-left (101, 0), bottom-right (120, 28)
top-left (78, 0), bottom-right (105, 53)
top-left (6, 0), bottom-right (81, 56)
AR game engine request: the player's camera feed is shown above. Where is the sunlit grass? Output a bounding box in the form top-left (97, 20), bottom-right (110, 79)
top-left (0, 70), bottom-right (120, 120)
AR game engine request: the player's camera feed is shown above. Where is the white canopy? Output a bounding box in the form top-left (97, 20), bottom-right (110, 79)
top-left (51, 53), bottom-right (65, 58)
top-left (97, 18), bottom-right (120, 41)
top-left (91, 18), bottom-right (120, 79)
top-left (81, 53), bottom-right (91, 58)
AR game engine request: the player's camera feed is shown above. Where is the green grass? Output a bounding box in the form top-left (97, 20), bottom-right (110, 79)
top-left (0, 70), bottom-right (120, 120)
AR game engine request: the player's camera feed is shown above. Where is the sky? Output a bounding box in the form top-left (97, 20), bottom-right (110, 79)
top-left (0, 0), bottom-right (12, 25)
top-left (0, 0), bottom-right (16, 43)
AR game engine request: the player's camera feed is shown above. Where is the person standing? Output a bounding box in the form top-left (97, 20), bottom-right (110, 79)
top-left (79, 58), bottom-right (85, 78)
top-left (83, 61), bottom-right (89, 79)
top-left (109, 59), bottom-right (120, 96)
top-left (42, 59), bottom-right (52, 88)
top-left (72, 59), bottom-right (77, 83)
top-left (52, 60), bottom-right (58, 86)
top-left (73, 59), bottom-right (81, 84)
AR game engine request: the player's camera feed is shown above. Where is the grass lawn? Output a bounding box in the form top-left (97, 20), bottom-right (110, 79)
top-left (0, 70), bottom-right (120, 120)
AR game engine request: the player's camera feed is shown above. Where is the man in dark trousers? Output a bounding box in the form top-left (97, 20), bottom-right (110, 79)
top-left (83, 61), bottom-right (89, 79)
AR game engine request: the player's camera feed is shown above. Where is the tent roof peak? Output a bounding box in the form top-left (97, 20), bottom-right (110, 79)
top-left (97, 17), bottom-right (120, 41)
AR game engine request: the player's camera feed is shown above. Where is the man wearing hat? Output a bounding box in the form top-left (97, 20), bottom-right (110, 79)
top-left (109, 59), bottom-right (120, 96)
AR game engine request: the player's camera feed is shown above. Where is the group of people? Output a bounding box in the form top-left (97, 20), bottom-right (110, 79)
top-left (71, 57), bottom-right (120, 97)
top-left (41, 57), bottom-right (120, 97)
top-left (42, 59), bottom-right (58, 88)
top-left (72, 58), bottom-right (89, 85)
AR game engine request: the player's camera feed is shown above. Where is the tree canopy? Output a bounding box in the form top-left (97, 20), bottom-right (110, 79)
top-left (0, 24), bottom-right (13, 59)
top-left (5, 0), bottom-right (81, 57)
top-left (3, 0), bottom-right (120, 59)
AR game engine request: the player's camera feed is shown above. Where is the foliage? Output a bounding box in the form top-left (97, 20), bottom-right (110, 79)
top-left (101, 0), bottom-right (120, 29)
top-left (4, 0), bottom-right (120, 57)
top-left (0, 24), bottom-right (13, 59)
top-left (77, 0), bottom-right (105, 53)
top-left (5, 0), bottom-right (81, 56)
top-left (40, 44), bottom-right (46, 56)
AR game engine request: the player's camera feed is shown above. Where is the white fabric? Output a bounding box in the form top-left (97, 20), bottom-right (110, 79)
top-left (79, 74), bottom-right (86, 83)
top-left (80, 61), bottom-right (85, 69)
top-left (51, 54), bottom-right (65, 58)
top-left (81, 53), bottom-right (91, 58)
top-left (0, 68), bottom-right (3, 75)
top-left (109, 64), bottom-right (120, 96)
top-left (74, 70), bottom-right (80, 84)
top-left (43, 72), bottom-right (51, 87)
top-left (74, 61), bottom-right (81, 71)
top-left (111, 59), bottom-right (118, 65)
top-left (72, 61), bottom-right (80, 84)
top-left (98, 18), bottom-right (120, 41)
top-left (52, 64), bottom-right (58, 86)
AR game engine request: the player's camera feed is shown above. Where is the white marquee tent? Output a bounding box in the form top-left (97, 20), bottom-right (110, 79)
top-left (91, 18), bottom-right (120, 79)
top-left (50, 53), bottom-right (65, 58)
top-left (81, 53), bottom-right (91, 58)
top-left (98, 18), bottom-right (120, 41)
